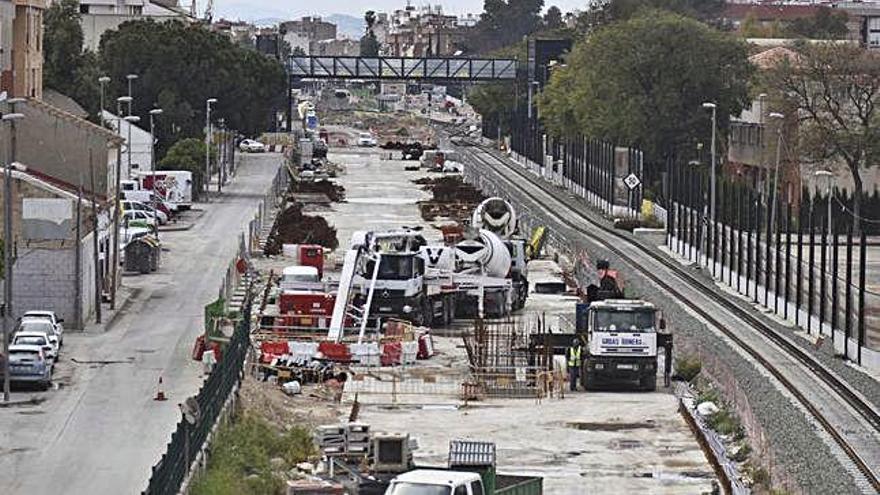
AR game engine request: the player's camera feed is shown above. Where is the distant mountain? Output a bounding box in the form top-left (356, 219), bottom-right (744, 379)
top-left (253, 17), bottom-right (285, 27)
top-left (327, 13), bottom-right (365, 39)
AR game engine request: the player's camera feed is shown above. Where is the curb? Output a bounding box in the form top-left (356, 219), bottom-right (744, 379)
top-left (0, 396), bottom-right (47, 408)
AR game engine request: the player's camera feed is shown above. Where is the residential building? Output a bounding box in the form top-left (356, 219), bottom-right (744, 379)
top-left (375, 3), bottom-right (467, 57)
top-left (255, 29), bottom-right (280, 58)
top-left (211, 18), bottom-right (256, 48)
top-left (279, 16), bottom-right (336, 42)
top-left (0, 167), bottom-right (108, 328)
top-left (103, 110), bottom-right (154, 179)
top-left (0, 0), bottom-right (45, 98)
top-left (77, 0), bottom-right (193, 52)
top-left (311, 38), bottom-right (359, 57)
top-left (0, 98), bottom-right (123, 328)
top-left (283, 30), bottom-right (310, 55)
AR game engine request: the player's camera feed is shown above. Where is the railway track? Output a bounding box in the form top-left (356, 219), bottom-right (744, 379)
top-left (457, 140), bottom-right (880, 493)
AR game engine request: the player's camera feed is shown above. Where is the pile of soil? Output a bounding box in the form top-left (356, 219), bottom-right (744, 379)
top-left (290, 179), bottom-right (345, 202)
top-left (264, 204), bottom-right (339, 255)
top-left (414, 176), bottom-right (486, 223)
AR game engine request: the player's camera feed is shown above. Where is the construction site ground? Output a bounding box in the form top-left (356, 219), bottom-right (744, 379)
top-left (247, 138), bottom-right (716, 494)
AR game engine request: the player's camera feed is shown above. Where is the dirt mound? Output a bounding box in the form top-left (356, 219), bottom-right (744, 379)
top-left (264, 204), bottom-right (339, 255)
top-left (291, 179), bottom-right (345, 202)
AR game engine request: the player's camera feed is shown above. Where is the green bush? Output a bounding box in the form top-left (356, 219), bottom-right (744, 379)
top-left (675, 354), bottom-right (702, 382)
top-left (191, 414), bottom-right (316, 495)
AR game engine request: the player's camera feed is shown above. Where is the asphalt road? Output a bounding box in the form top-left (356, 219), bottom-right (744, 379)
top-left (0, 153), bottom-right (281, 494)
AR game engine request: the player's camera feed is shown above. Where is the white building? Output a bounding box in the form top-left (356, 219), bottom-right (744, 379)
top-left (103, 110), bottom-right (154, 181)
top-left (78, 0), bottom-right (193, 52)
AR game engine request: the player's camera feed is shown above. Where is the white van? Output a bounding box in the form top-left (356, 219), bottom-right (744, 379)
top-left (136, 171), bottom-right (193, 210)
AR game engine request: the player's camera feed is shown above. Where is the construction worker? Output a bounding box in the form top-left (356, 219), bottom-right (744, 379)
top-left (568, 338), bottom-right (583, 392)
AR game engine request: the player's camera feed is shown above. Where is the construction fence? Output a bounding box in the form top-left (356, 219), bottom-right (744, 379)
top-left (142, 298), bottom-right (252, 495)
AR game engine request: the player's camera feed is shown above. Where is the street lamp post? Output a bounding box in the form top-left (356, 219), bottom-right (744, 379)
top-left (149, 109), bottom-right (163, 172)
top-left (111, 96), bottom-right (132, 310)
top-left (98, 76), bottom-right (111, 123)
top-left (701, 102), bottom-right (717, 227)
top-left (126, 74), bottom-right (138, 115)
top-left (205, 98), bottom-right (217, 194)
top-left (2, 109), bottom-right (25, 403)
top-left (768, 112), bottom-right (785, 240)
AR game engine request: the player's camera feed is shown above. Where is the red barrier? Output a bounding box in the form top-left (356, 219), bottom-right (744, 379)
top-left (319, 341), bottom-right (351, 362)
top-left (381, 342), bottom-right (402, 366)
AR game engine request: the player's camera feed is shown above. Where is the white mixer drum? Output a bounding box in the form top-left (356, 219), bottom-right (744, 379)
top-left (456, 229), bottom-right (511, 278)
top-left (472, 197), bottom-right (517, 239)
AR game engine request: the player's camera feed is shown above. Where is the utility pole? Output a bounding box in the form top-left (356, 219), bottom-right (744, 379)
top-left (205, 98), bottom-right (217, 195)
top-left (111, 96), bottom-right (131, 310)
top-left (74, 184), bottom-right (83, 330)
top-left (2, 100), bottom-right (25, 402)
top-left (89, 157), bottom-right (102, 324)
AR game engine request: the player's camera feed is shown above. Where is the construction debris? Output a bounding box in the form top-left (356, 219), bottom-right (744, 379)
top-left (290, 179), bottom-right (346, 202)
top-left (414, 176), bottom-right (486, 223)
top-left (265, 204), bottom-right (339, 255)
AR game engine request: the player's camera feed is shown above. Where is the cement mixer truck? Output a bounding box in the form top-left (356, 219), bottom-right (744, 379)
top-left (346, 226), bottom-right (515, 328)
top-left (472, 198), bottom-right (529, 309)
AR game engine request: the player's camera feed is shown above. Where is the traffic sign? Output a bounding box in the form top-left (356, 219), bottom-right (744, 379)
top-left (624, 173), bottom-right (642, 190)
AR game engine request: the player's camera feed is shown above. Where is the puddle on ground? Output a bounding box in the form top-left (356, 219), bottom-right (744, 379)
top-left (568, 420), bottom-right (657, 431)
top-left (346, 197), bottom-right (418, 205)
top-left (609, 439), bottom-right (644, 450)
top-left (634, 470), bottom-right (716, 482)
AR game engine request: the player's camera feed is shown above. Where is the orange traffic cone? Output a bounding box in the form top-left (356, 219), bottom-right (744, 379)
top-left (154, 376), bottom-right (167, 401)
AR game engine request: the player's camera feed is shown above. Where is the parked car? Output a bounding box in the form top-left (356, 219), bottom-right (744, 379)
top-left (122, 190), bottom-right (174, 218)
top-left (357, 133), bottom-right (377, 147)
top-left (0, 345), bottom-right (53, 390)
top-left (18, 317), bottom-right (63, 348)
top-left (123, 209), bottom-right (158, 227)
top-left (12, 331), bottom-right (57, 362)
top-left (239, 139), bottom-right (266, 153)
top-left (122, 200), bottom-right (168, 224)
top-left (20, 310), bottom-right (64, 346)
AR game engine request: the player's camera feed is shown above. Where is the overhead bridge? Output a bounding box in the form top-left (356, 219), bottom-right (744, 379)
top-left (287, 55), bottom-right (518, 81)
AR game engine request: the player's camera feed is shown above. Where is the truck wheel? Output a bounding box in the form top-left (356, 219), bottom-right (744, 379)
top-left (581, 370), bottom-right (596, 391)
top-left (422, 300), bottom-right (433, 327)
top-left (640, 375), bottom-right (656, 392)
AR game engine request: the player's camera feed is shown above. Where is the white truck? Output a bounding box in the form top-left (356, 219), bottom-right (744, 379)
top-left (345, 227), bottom-right (514, 329)
top-left (579, 299), bottom-right (666, 391)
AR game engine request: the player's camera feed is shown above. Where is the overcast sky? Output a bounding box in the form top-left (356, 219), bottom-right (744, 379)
top-left (214, 1), bottom-right (590, 22)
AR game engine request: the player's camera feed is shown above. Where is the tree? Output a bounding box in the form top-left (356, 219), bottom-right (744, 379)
top-left (159, 138), bottom-right (214, 198)
top-left (787, 7), bottom-right (848, 40)
top-left (768, 43), bottom-right (880, 233)
top-left (540, 10), bottom-right (753, 163)
top-left (43, 0), bottom-right (102, 118)
top-left (544, 6), bottom-right (564, 29)
top-left (466, 0), bottom-right (545, 54)
top-left (361, 10), bottom-right (380, 56)
top-left (100, 20), bottom-right (286, 143)
top-left (575, 0), bottom-right (724, 33)
top-left (43, 0), bottom-right (84, 93)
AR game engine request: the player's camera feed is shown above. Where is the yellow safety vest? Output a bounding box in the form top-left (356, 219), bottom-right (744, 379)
top-left (568, 346), bottom-right (582, 367)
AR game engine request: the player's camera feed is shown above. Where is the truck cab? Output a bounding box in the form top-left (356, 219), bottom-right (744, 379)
top-left (385, 470), bottom-right (484, 495)
top-left (580, 299), bottom-right (662, 391)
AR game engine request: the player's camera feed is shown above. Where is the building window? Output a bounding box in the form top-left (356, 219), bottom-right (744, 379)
top-left (80, 4), bottom-right (89, 14)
